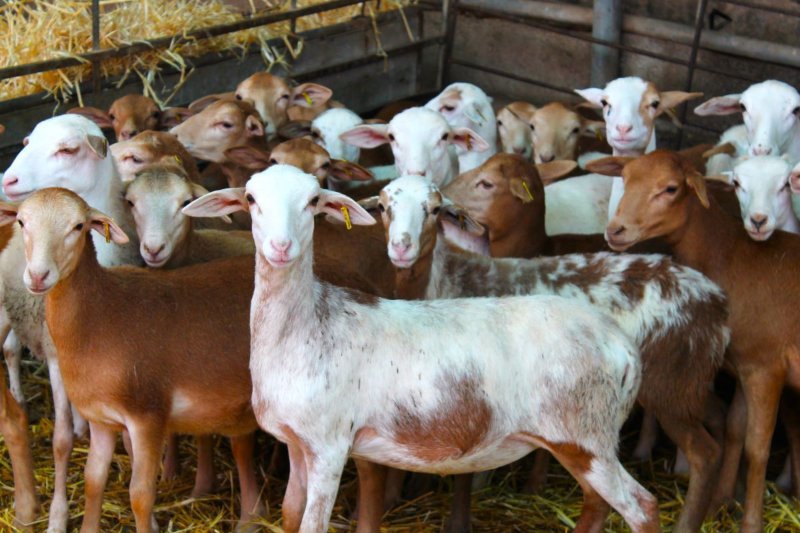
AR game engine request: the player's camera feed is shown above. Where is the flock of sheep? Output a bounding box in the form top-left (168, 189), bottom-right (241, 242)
top-left (0, 69), bottom-right (798, 533)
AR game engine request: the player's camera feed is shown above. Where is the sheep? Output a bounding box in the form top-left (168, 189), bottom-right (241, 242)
top-left (594, 149), bottom-right (800, 533)
top-left (366, 174), bottom-right (729, 532)
top-left (694, 80), bottom-right (800, 160)
top-left (0, 114), bottom-right (143, 533)
top-left (705, 155), bottom-right (800, 240)
top-left (496, 102), bottom-right (536, 159)
top-left (527, 102), bottom-right (606, 164)
top-left (189, 72), bottom-right (333, 139)
top-left (425, 82), bottom-right (497, 172)
top-left (67, 94), bottom-right (190, 141)
top-left (339, 107), bottom-right (489, 187)
top-left (111, 130), bottom-right (201, 183)
top-left (576, 76), bottom-right (703, 221)
top-left (0, 188), bottom-right (265, 532)
top-left (183, 164), bottom-right (662, 533)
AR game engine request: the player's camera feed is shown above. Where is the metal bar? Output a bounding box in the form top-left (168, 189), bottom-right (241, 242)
top-left (454, 2), bottom-right (763, 84)
top-left (0, 0), bottom-right (367, 81)
top-left (450, 58), bottom-right (575, 97)
top-left (91, 0), bottom-right (102, 96)
top-left (456, 0), bottom-right (800, 69)
top-left (677, 0), bottom-right (710, 147)
top-left (436, 0), bottom-right (457, 90)
top-left (591, 0), bottom-right (622, 86)
top-left (719, 0), bottom-right (800, 18)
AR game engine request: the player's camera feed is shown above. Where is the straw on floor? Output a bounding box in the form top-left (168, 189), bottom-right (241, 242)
top-left (0, 358), bottom-right (798, 531)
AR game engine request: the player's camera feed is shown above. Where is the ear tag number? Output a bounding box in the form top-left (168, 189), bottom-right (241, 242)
top-left (341, 206), bottom-right (352, 230)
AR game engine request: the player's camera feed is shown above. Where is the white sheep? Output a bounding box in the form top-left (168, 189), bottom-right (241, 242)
top-left (425, 82), bottom-right (498, 171)
top-left (184, 164), bottom-right (661, 533)
top-left (0, 114), bottom-right (141, 532)
top-left (339, 107), bottom-right (489, 187)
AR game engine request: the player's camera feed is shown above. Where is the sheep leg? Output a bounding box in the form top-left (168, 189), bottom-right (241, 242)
top-left (739, 369), bottom-right (783, 533)
top-left (556, 448), bottom-right (660, 533)
top-left (354, 459), bottom-right (388, 533)
top-left (162, 434), bottom-right (180, 481)
top-left (657, 414), bottom-right (721, 532)
top-left (230, 433), bottom-right (264, 532)
top-left (710, 384), bottom-right (746, 511)
top-left (47, 356), bottom-right (74, 533)
top-left (298, 454), bottom-right (347, 533)
top-left (3, 330), bottom-right (24, 408)
top-left (383, 467), bottom-right (406, 509)
top-left (632, 411), bottom-right (659, 462)
top-left (128, 419), bottom-right (165, 533)
top-left (445, 474), bottom-right (473, 533)
top-left (779, 391), bottom-right (800, 499)
top-left (191, 435), bottom-right (217, 498)
top-left (80, 422), bottom-right (117, 533)
top-left (776, 457), bottom-right (792, 494)
top-left (522, 449), bottom-right (551, 493)
top-left (0, 364), bottom-right (38, 529)
top-left (282, 443), bottom-right (309, 533)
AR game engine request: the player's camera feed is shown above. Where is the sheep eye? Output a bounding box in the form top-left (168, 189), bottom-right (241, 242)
top-left (664, 186), bottom-right (678, 194)
top-left (430, 206), bottom-right (441, 216)
top-left (732, 179), bottom-right (741, 189)
top-left (321, 162), bottom-right (331, 169)
top-left (246, 194), bottom-right (255, 204)
top-left (74, 223), bottom-right (84, 231)
top-left (378, 204), bottom-right (386, 213)
top-left (269, 158), bottom-right (278, 165)
top-left (650, 101), bottom-right (660, 109)
top-left (151, 110), bottom-right (160, 118)
top-left (388, 133), bottom-right (395, 142)
top-left (793, 106), bottom-right (800, 116)
top-left (529, 124), bottom-right (535, 131)
top-left (57, 146), bottom-right (79, 156)
top-left (309, 196), bottom-right (319, 207)
top-left (280, 94), bottom-right (290, 100)
top-left (127, 200), bottom-right (134, 207)
top-left (181, 199), bottom-right (192, 207)
top-left (442, 105), bottom-right (455, 112)
top-left (740, 103), bottom-right (747, 113)
top-left (600, 99), bottom-right (609, 107)
top-left (220, 122), bottom-right (233, 129)
top-left (108, 113), bottom-right (116, 121)
top-left (478, 180), bottom-right (494, 190)
top-left (440, 133), bottom-right (448, 141)
top-left (17, 220), bottom-right (24, 228)
top-left (497, 120), bottom-right (503, 127)
top-left (572, 127), bottom-right (580, 134)
top-left (310, 131), bottom-right (319, 138)
top-left (235, 93), bottom-right (243, 100)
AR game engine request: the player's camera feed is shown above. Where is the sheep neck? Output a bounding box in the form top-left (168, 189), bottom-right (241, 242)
top-left (253, 250), bottom-right (316, 338)
top-left (664, 197), bottom-right (736, 277)
top-left (393, 245), bottom-right (434, 301)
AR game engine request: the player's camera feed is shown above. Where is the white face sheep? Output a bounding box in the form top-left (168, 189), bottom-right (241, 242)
top-left (375, 174), bottom-right (729, 532)
top-left (184, 164), bottom-right (660, 533)
top-left (339, 107), bottom-right (489, 187)
top-left (694, 80), bottom-right (800, 159)
top-left (425, 82), bottom-right (497, 171)
top-left (708, 155), bottom-right (800, 240)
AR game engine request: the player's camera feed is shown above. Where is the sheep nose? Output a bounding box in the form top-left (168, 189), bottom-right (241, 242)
top-left (391, 241), bottom-right (411, 256)
top-left (28, 270), bottom-right (50, 288)
top-left (616, 124), bottom-right (633, 135)
top-left (750, 214), bottom-right (768, 230)
top-left (2, 174), bottom-right (19, 188)
top-left (752, 145), bottom-right (772, 156)
top-left (119, 129), bottom-right (138, 141)
top-left (513, 146), bottom-right (526, 155)
top-left (143, 243), bottom-right (165, 257)
top-left (270, 239), bottom-right (291, 253)
top-left (609, 224), bottom-right (626, 236)
top-left (539, 153), bottom-right (555, 163)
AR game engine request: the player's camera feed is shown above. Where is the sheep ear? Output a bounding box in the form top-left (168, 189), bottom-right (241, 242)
top-left (702, 142), bottom-right (737, 160)
top-left (183, 188), bottom-right (248, 218)
top-left (188, 93), bottom-right (234, 113)
top-left (440, 201), bottom-right (484, 236)
top-left (224, 146), bottom-right (272, 171)
top-left (574, 88), bottom-right (605, 108)
top-left (357, 196), bottom-right (381, 215)
top-left (291, 83), bottom-right (333, 108)
top-left (694, 94), bottom-right (742, 116)
top-left (189, 183), bottom-right (232, 223)
top-left (245, 115), bottom-right (265, 138)
top-left (585, 156), bottom-right (632, 176)
top-left (580, 119), bottom-right (606, 138)
top-left (159, 107), bottom-right (194, 129)
top-left (329, 160), bottom-right (373, 182)
top-left (86, 135), bottom-right (109, 159)
top-left (277, 120), bottom-right (312, 139)
top-left (340, 125), bottom-right (390, 149)
top-left (450, 128), bottom-right (490, 153)
top-left (463, 103), bottom-right (488, 126)
top-left (536, 160), bottom-right (578, 185)
top-left (0, 202), bottom-right (20, 226)
top-left (703, 172), bottom-right (732, 185)
top-left (88, 209), bottom-right (129, 244)
top-left (685, 169), bottom-right (710, 208)
top-left (509, 178), bottom-right (535, 203)
top-left (657, 92), bottom-right (703, 116)
top-left (317, 190), bottom-right (376, 226)
top-left (67, 106), bottom-right (113, 129)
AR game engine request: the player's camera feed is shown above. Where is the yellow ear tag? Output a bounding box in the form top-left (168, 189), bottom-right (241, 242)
top-left (302, 92), bottom-right (313, 106)
top-left (465, 134), bottom-right (472, 151)
top-left (104, 222), bottom-right (111, 243)
top-left (595, 129), bottom-right (604, 141)
top-left (344, 167), bottom-right (352, 178)
top-left (521, 181), bottom-right (534, 202)
top-left (458, 213), bottom-right (466, 231)
top-left (341, 206), bottom-right (352, 230)
top-left (173, 155), bottom-right (182, 165)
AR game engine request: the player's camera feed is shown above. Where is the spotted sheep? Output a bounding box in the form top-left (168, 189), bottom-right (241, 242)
top-left (368, 174), bottom-right (730, 533)
top-left (592, 149), bottom-right (800, 533)
top-left (184, 164), bottom-right (661, 533)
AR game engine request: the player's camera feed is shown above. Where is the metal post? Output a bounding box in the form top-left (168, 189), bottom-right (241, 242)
top-left (591, 0), bottom-right (622, 86)
top-left (91, 0), bottom-right (102, 98)
top-left (436, 0), bottom-right (457, 90)
top-left (677, 0), bottom-right (709, 147)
